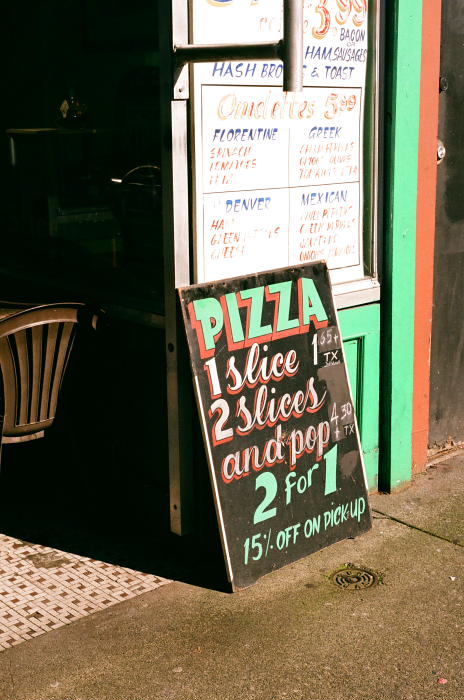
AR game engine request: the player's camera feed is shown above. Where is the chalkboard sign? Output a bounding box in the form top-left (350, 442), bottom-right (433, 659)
top-left (179, 262), bottom-right (371, 590)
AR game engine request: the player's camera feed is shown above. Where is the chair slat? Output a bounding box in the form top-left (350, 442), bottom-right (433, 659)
top-left (0, 338), bottom-right (16, 434)
top-left (29, 325), bottom-right (43, 424)
top-left (39, 323), bottom-right (58, 422)
top-left (14, 330), bottom-right (29, 426)
top-left (48, 323), bottom-right (75, 419)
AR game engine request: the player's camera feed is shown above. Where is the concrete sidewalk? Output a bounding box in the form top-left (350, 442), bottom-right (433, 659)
top-left (0, 457), bottom-right (463, 700)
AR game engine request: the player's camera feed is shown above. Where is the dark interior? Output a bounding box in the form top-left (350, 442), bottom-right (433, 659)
top-left (0, 0), bottom-right (226, 589)
top-left (2, 0), bottom-right (163, 306)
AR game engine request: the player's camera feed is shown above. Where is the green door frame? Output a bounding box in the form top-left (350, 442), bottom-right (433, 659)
top-left (380, 0), bottom-right (423, 490)
top-left (340, 304), bottom-right (381, 492)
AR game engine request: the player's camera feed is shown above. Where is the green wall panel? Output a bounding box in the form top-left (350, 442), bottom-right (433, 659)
top-left (339, 303), bottom-right (380, 491)
top-left (380, 0), bottom-right (422, 490)
top-left (335, 1), bottom-right (422, 493)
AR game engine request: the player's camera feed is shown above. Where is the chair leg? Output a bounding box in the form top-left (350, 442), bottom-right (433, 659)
top-left (0, 372), bottom-right (4, 470)
top-left (0, 429), bottom-right (3, 469)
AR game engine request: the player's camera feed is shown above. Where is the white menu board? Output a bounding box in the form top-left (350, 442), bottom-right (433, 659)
top-left (192, 0), bottom-right (369, 285)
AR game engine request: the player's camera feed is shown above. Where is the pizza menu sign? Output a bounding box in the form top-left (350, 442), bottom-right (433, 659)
top-left (192, 0), bottom-right (369, 285)
top-left (179, 262), bottom-right (372, 590)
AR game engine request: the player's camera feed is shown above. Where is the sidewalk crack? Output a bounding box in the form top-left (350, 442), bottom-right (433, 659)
top-left (372, 509), bottom-right (464, 547)
top-left (8, 657), bottom-right (15, 699)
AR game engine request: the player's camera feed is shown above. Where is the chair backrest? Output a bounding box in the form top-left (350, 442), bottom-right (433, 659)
top-left (0, 303), bottom-right (85, 441)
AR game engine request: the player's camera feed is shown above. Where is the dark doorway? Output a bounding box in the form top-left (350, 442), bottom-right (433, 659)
top-left (429, 3), bottom-right (464, 446)
top-left (0, 0), bottom-right (226, 590)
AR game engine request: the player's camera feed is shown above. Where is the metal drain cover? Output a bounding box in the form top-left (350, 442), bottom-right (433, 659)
top-left (329, 565), bottom-right (379, 590)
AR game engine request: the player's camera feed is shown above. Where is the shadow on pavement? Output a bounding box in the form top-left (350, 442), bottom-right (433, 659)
top-left (0, 432), bottom-right (230, 594)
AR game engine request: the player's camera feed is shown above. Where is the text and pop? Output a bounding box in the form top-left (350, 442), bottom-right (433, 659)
top-left (179, 262), bottom-right (371, 590)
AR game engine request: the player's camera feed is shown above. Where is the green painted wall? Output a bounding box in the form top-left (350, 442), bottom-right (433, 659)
top-left (339, 1), bottom-right (423, 493)
top-left (380, 0), bottom-right (423, 490)
top-left (340, 304), bottom-right (380, 492)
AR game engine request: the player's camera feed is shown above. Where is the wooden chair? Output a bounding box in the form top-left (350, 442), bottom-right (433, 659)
top-left (0, 303), bottom-right (94, 462)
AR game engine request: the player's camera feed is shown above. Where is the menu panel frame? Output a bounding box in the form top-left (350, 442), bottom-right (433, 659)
top-left (190, 0), bottom-right (380, 298)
